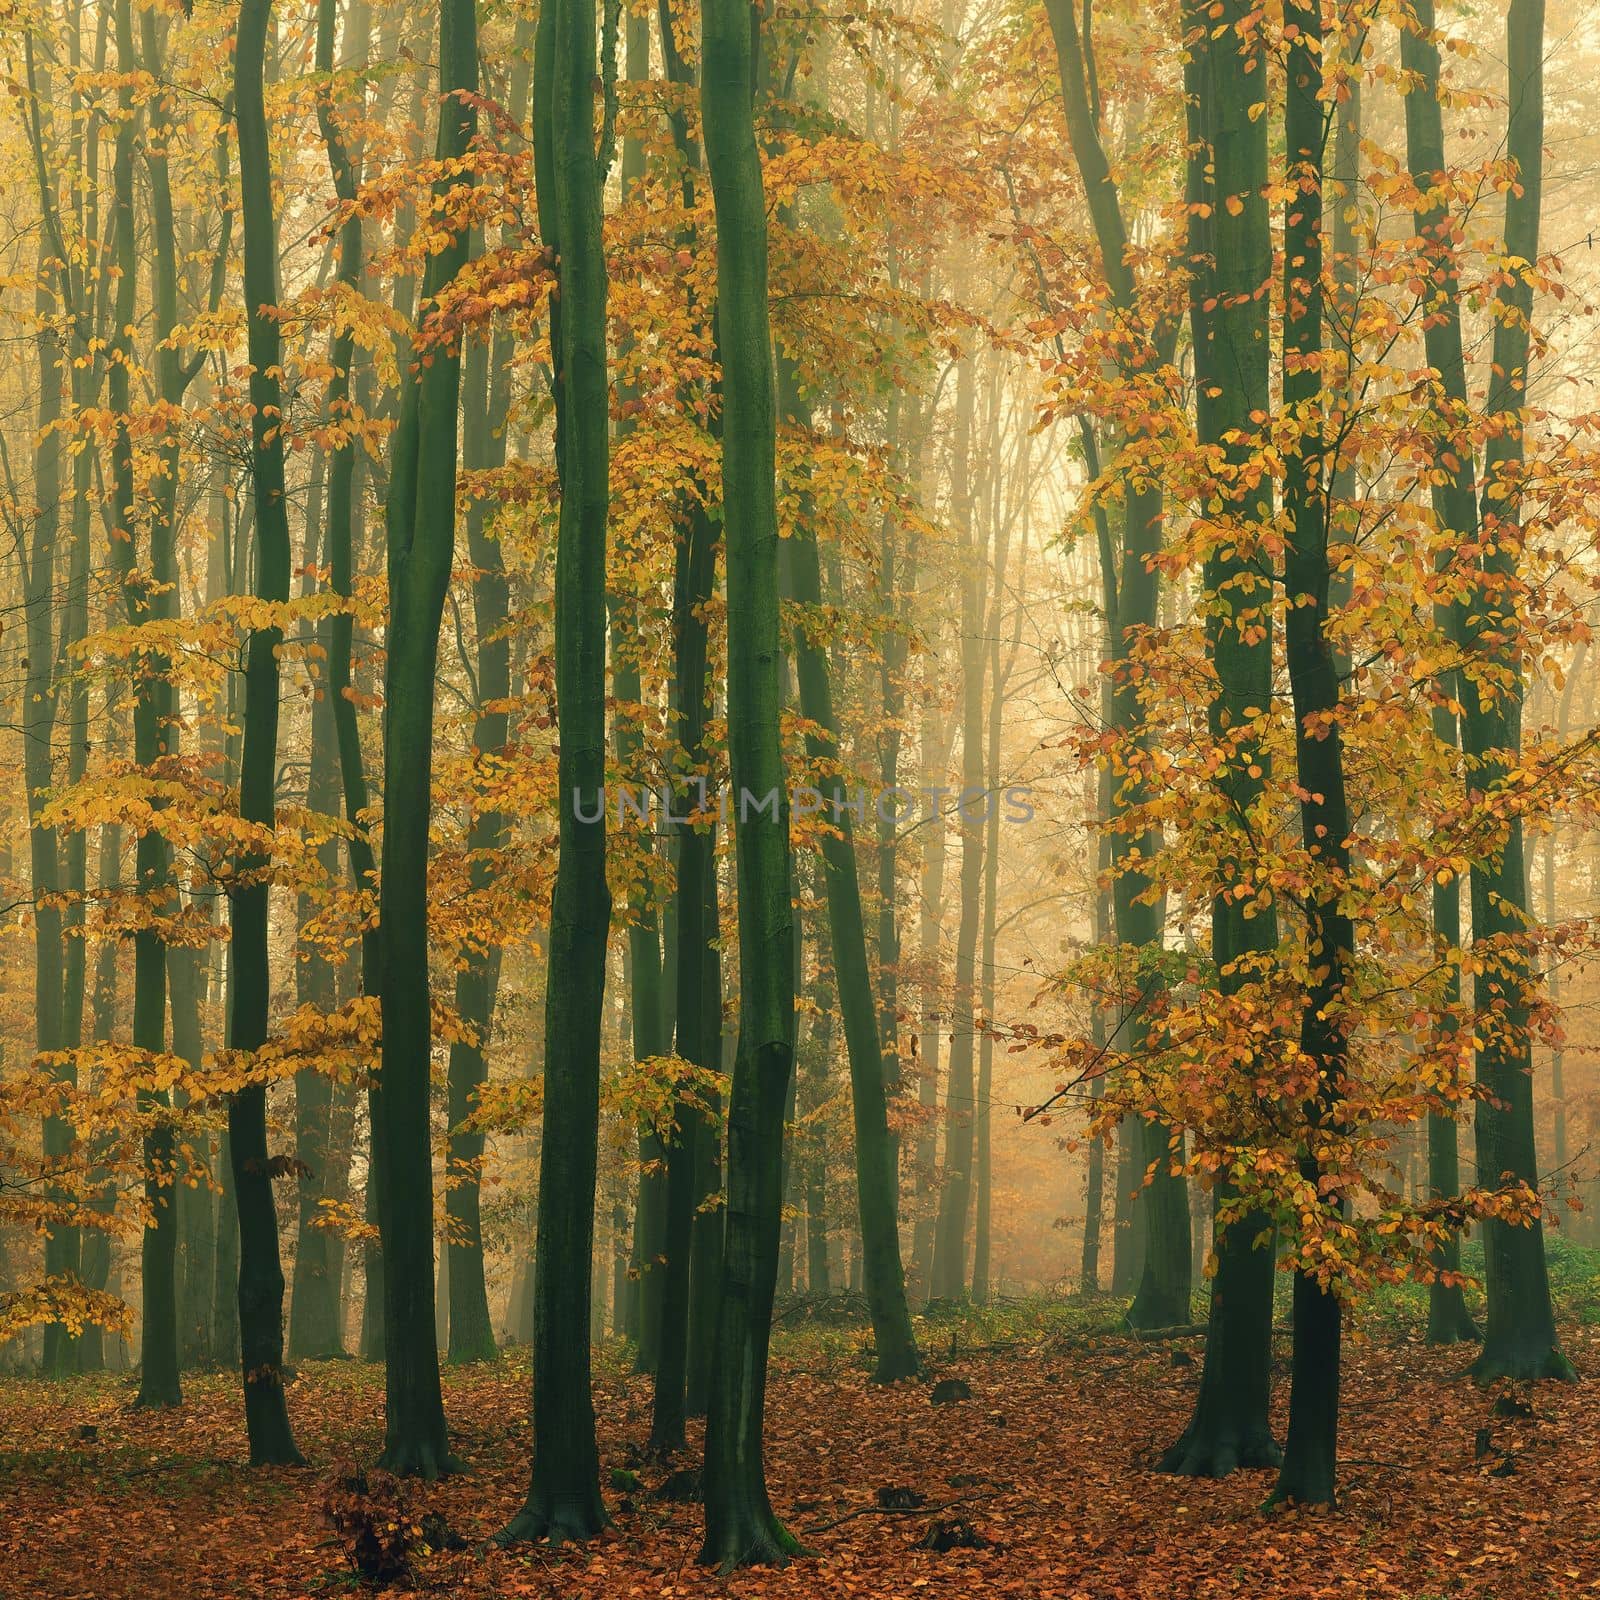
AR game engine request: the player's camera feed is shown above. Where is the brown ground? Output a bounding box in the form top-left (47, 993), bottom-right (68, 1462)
top-left (1, 1313), bottom-right (1596, 1599)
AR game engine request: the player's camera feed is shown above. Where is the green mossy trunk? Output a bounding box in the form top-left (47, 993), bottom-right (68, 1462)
top-left (374, 0), bottom-right (478, 1476)
top-left (106, 1), bottom-right (179, 1410)
top-left (699, 0), bottom-right (800, 1564)
top-left (504, 0), bottom-right (612, 1541)
top-left (1162, 0), bottom-right (1279, 1473)
top-left (1398, 0), bottom-right (1486, 1350)
top-left (1461, 0), bottom-right (1570, 1387)
top-left (651, 463), bottom-right (722, 1449)
top-left (1270, 0), bottom-right (1352, 1508)
top-left (311, 0), bottom-right (384, 1374)
top-left (232, 0), bottom-right (305, 1465)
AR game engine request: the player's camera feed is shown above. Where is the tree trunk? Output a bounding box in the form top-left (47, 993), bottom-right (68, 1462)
top-left (1045, 0), bottom-right (1189, 1330)
top-left (777, 364), bottom-right (919, 1378)
top-left (931, 359), bottom-right (981, 1302)
top-left (373, 0), bottom-right (478, 1476)
top-left (1271, 0), bottom-right (1352, 1507)
top-left (1161, 0), bottom-right (1280, 1476)
top-left (231, 0), bottom-right (305, 1464)
top-left (105, 0), bottom-right (180, 1411)
top-left (1394, 0), bottom-right (1484, 1350)
top-left (27, 227), bottom-right (74, 1379)
top-left (1462, 0), bottom-right (1570, 1386)
top-left (504, 0), bottom-right (612, 1540)
top-left (650, 295), bottom-right (724, 1448)
top-left (698, 0), bottom-right (799, 1564)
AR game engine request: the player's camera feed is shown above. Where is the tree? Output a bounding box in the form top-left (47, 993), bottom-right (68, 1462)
top-left (1270, 0), bottom-right (1354, 1508)
top-left (374, 0), bottom-right (478, 1477)
top-left (1160, 0), bottom-right (1279, 1478)
top-left (105, 0), bottom-right (181, 1411)
top-left (699, 0), bottom-right (799, 1564)
top-left (1397, 0), bottom-right (1483, 1349)
top-left (503, 0), bottom-right (613, 1541)
top-left (229, 0), bottom-right (303, 1465)
top-left (777, 352), bottom-right (920, 1376)
top-left (1044, 0), bottom-right (1190, 1330)
top-left (1461, 0), bottom-right (1571, 1386)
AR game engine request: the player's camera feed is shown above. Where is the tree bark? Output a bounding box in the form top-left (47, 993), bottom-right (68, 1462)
top-left (231, 0), bottom-right (305, 1464)
top-left (374, 0), bottom-right (478, 1476)
top-left (777, 364), bottom-right (919, 1377)
top-left (1045, 0), bottom-right (1189, 1329)
top-left (1271, 0), bottom-right (1352, 1508)
top-left (503, 0), bottom-right (613, 1540)
top-left (1462, 0), bottom-right (1570, 1385)
top-left (698, 0), bottom-right (799, 1563)
top-left (1161, 0), bottom-right (1280, 1476)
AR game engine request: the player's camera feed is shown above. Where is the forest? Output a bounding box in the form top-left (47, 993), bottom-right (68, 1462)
top-left (0, 0), bottom-right (1597, 1593)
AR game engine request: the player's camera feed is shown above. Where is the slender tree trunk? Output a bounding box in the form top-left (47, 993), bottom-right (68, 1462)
top-left (445, 209), bottom-right (526, 1365)
top-left (1080, 757), bottom-right (1112, 1295)
top-left (931, 361), bottom-right (982, 1302)
top-left (27, 229), bottom-right (74, 1378)
top-left (372, 0), bottom-right (478, 1476)
top-left (231, 0), bottom-right (305, 1465)
top-left (698, 0), bottom-right (798, 1563)
top-left (171, 949), bottom-right (216, 1367)
top-left (910, 697), bottom-right (950, 1299)
top-left (1045, 0), bottom-right (1188, 1329)
top-left (1271, 1), bottom-right (1353, 1507)
top-left (1394, 0), bottom-right (1483, 1348)
top-left (104, 0), bottom-right (180, 1410)
top-left (650, 380), bottom-right (723, 1449)
top-left (1462, 0), bottom-right (1570, 1385)
top-left (504, 0), bottom-right (612, 1539)
top-left (777, 362), bottom-right (919, 1377)
top-left (1161, 0), bottom-right (1280, 1476)
top-left (79, 821), bottom-right (123, 1375)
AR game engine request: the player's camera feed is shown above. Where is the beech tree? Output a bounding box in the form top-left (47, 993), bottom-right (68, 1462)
top-left (373, 0), bottom-right (478, 1476)
top-left (699, 0), bottom-right (798, 1564)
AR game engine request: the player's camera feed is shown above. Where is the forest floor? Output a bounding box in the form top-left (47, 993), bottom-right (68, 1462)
top-left (3, 1256), bottom-right (1599, 1600)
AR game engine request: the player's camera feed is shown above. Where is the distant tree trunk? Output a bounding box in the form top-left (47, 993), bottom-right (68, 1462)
top-left (79, 818), bottom-right (124, 1376)
top-left (875, 388), bottom-right (911, 1208)
top-left (1161, 0), bottom-right (1280, 1477)
top-left (1395, 0), bottom-right (1483, 1350)
top-left (1271, 0), bottom-right (1353, 1507)
top-left (931, 360), bottom-right (981, 1302)
top-left (1080, 762), bottom-right (1112, 1295)
top-left (104, 0), bottom-right (180, 1411)
top-left (504, 0), bottom-right (612, 1539)
top-left (777, 362), bottom-right (919, 1377)
top-left (288, 621), bottom-right (345, 1361)
top-left (971, 460), bottom-right (1023, 1305)
top-left (650, 333), bottom-right (724, 1448)
top-left (445, 224), bottom-right (526, 1366)
top-left (910, 702), bottom-right (949, 1299)
top-left (1045, 0), bottom-right (1188, 1329)
top-left (310, 0), bottom-right (384, 1372)
top-left (1461, 0), bottom-right (1570, 1386)
top-left (27, 229), bottom-right (74, 1379)
top-left (698, 0), bottom-right (798, 1563)
top-left (231, 0), bottom-right (305, 1465)
top-left (172, 950), bottom-right (215, 1368)
top-left (372, 0), bottom-right (478, 1477)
